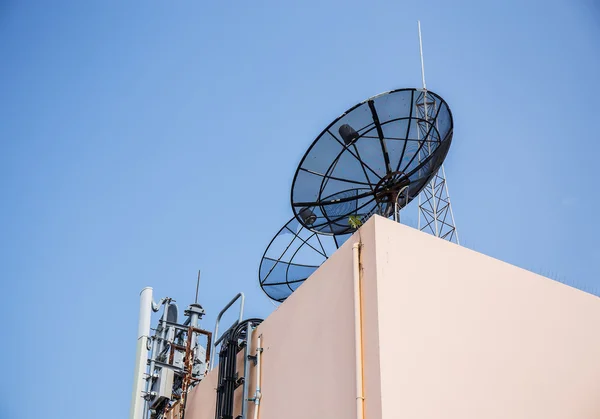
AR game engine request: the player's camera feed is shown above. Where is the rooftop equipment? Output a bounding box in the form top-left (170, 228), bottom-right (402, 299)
top-left (129, 274), bottom-right (263, 419)
top-left (258, 22), bottom-right (460, 302)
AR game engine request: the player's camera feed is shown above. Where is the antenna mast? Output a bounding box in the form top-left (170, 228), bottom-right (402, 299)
top-left (416, 21), bottom-right (460, 244)
top-left (195, 270), bottom-right (201, 304)
top-left (418, 21), bottom-right (427, 90)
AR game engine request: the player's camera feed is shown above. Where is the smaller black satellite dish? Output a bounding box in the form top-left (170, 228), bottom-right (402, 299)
top-left (259, 217), bottom-right (350, 302)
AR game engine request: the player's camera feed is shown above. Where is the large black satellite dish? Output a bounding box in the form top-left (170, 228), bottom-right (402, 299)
top-left (259, 217), bottom-right (350, 302)
top-left (290, 88), bottom-right (453, 235)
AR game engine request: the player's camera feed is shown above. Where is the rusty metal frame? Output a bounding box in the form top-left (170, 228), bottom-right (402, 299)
top-left (163, 326), bottom-right (212, 419)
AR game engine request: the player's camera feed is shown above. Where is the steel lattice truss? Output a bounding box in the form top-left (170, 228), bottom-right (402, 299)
top-left (415, 90), bottom-right (459, 244)
top-left (418, 166), bottom-right (459, 243)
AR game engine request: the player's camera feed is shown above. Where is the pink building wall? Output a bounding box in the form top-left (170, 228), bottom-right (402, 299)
top-left (372, 216), bottom-right (600, 419)
top-left (182, 215), bottom-right (600, 418)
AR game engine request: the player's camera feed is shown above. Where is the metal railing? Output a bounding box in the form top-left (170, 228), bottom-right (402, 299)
top-left (209, 292), bottom-right (245, 371)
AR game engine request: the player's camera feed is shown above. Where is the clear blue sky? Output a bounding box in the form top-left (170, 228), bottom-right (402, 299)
top-left (1, 1), bottom-right (599, 418)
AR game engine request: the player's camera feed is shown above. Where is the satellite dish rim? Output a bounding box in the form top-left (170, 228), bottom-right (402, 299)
top-left (259, 216), bottom-right (349, 302)
top-left (290, 87), bottom-right (454, 235)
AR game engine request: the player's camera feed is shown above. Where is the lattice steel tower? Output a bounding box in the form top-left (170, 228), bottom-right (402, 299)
top-left (416, 21), bottom-right (460, 244)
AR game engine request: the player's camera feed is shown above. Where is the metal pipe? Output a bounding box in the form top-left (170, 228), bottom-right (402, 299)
top-left (210, 292), bottom-right (245, 370)
top-left (226, 337), bottom-right (237, 417)
top-left (394, 185), bottom-right (410, 223)
top-left (144, 335), bottom-right (158, 417)
top-left (129, 287), bottom-right (153, 419)
top-left (352, 243), bottom-right (365, 419)
top-left (241, 322), bottom-right (253, 419)
top-left (144, 297), bottom-right (170, 419)
top-left (155, 301), bottom-right (170, 361)
top-left (188, 305), bottom-right (200, 368)
top-left (252, 334), bottom-right (263, 419)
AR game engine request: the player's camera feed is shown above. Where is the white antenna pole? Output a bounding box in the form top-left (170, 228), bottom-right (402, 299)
top-left (418, 20), bottom-right (427, 91)
top-left (129, 287), bottom-right (153, 419)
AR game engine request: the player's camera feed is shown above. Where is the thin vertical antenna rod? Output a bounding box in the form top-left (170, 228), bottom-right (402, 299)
top-left (195, 270), bottom-right (201, 304)
top-left (418, 20), bottom-right (427, 90)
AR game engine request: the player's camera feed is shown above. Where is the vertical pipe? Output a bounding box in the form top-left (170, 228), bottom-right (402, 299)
top-left (189, 305), bottom-right (200, 368)
top-left (225, 341), bottom-right (233, 418)
top-left (215, 344), bottom-right (225, 419)
top-left (130, 287), bottom-right (153, 419)
top-left (394, 185), bottom-right (409, 224)
top-left (253, 334), bottom-right (262, 419)
top-left (226, 335), bottom-right (237, 418)
top-left (146, 336), bottom-right (157, 406)
top-left (241, 323), bottom-right (253, 419)
top-left (156, 304), bottom-right (169, 359)
top-left (352, 244), bottom-right (364, 419)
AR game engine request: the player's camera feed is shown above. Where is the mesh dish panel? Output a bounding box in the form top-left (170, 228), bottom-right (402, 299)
top-left (291, 88), bottom-right (453, 234)
top-left (259, 217), bottom-right (350, 302)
